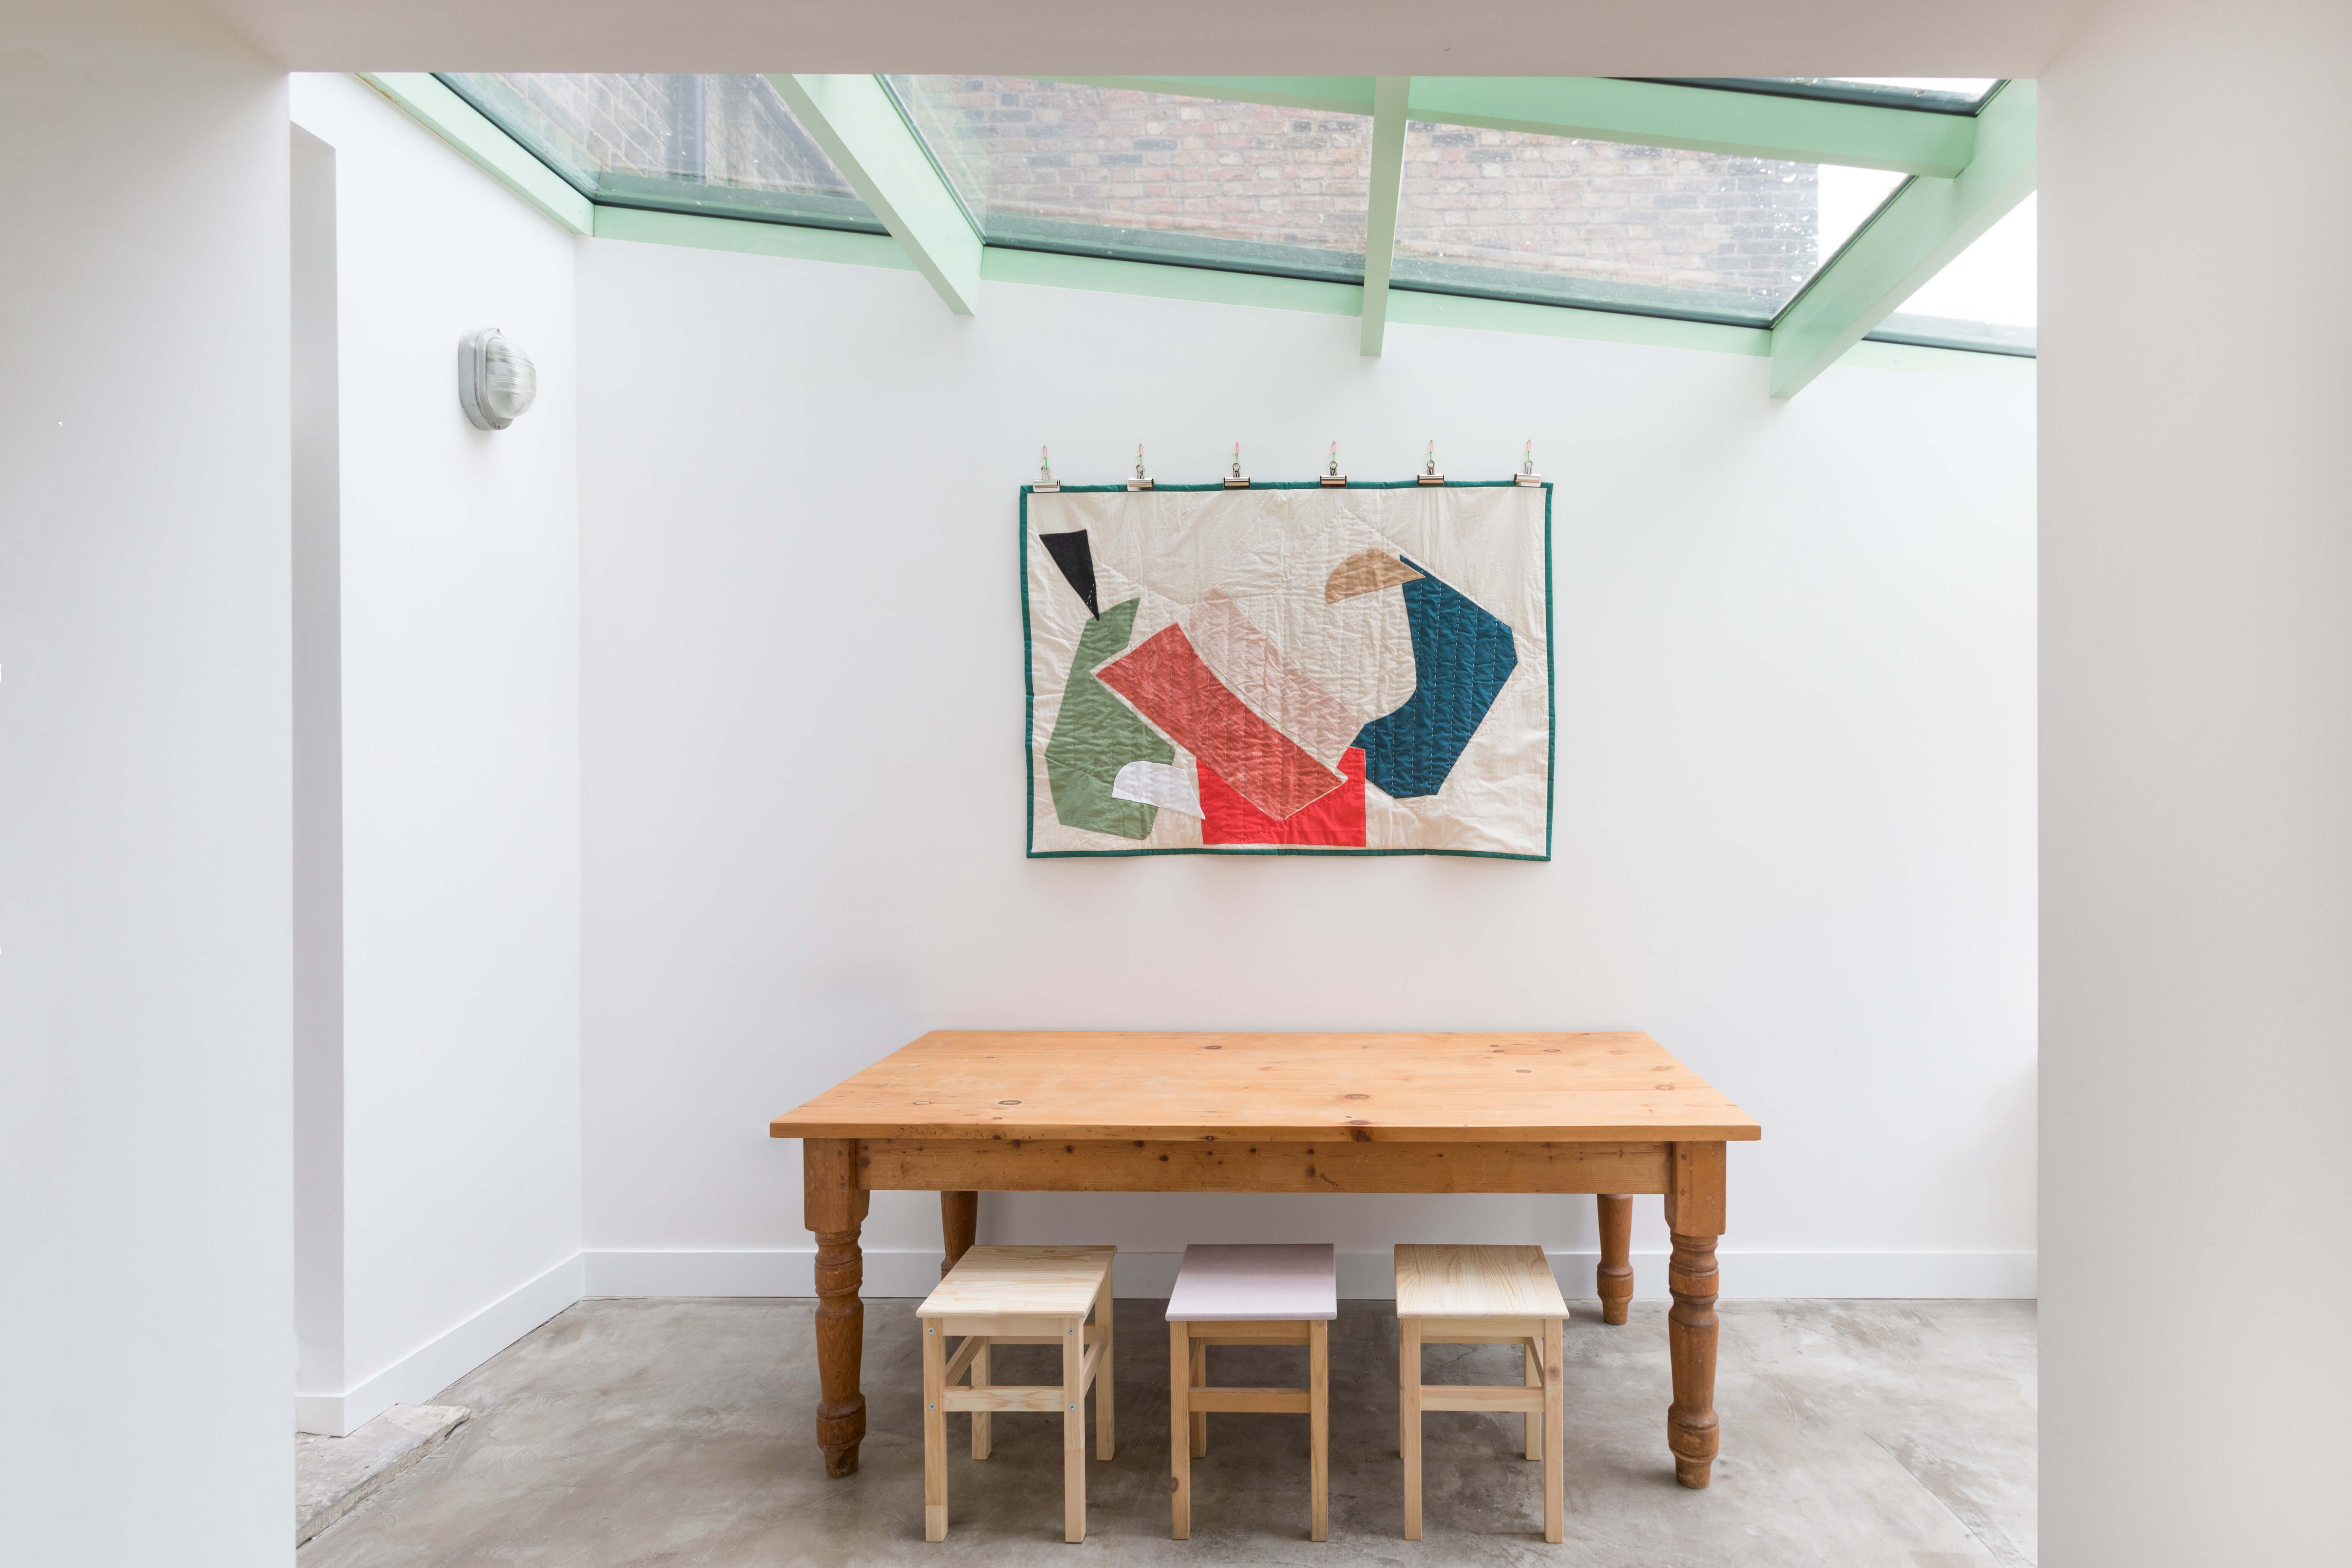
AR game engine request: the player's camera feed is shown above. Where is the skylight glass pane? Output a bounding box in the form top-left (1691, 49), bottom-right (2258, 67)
top-left (439, 74), bottom-right (881, 231)
top-left (1390, 124), bottom-right (1905, 326)
top-left (887, 76), bottom-right (1372, 283)
top-left (1871, 194), bottom-right (2037, 356)
top-left (1647, 78), bottom-right (2001, 113)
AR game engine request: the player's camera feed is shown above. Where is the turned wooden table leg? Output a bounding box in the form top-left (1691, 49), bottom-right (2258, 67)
top-left (1664, 1141), bottom-right (1726, 1489)
top-left (1666, 1231), bottom-right (1720, 1488)
top-left (1596, 1193), bottom-right (1633, 1326)
top-left (805, 1138), bottom-right (869, 1477)
top-left (939, 1190), bottom-right (977, 1277)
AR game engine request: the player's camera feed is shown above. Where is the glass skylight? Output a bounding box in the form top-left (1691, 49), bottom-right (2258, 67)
top-left (1870, 193), bottom-right (2037, 356)
top-left (435, 73), bottom-right (2025, 358)
top-left (1389, 124), bottom-right (1905, 326)
top-left (439, 73), bottom-right (882, 231)
top-left (1647, 78), bottom-right (2002, 113)
top-left (886, 76), bottom-right (1373, 283)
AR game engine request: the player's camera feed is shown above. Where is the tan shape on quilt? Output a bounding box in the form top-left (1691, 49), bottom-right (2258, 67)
top-left (1324, 548), bottom-right (1424, 604)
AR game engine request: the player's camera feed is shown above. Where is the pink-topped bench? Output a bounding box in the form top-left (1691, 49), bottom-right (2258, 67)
top-left (1164, 1242), bottom-right (1337, 1541)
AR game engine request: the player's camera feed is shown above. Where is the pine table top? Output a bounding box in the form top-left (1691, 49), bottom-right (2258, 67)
top-left (771, 1031), bottom-right (1761, 1144)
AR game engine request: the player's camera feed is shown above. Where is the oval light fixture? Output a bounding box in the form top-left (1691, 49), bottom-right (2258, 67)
top-left (458, 327), bottom-right (537, 431)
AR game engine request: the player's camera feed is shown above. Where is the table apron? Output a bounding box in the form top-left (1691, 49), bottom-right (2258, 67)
top-left (856, 1137), bottom-right (1671, 1194)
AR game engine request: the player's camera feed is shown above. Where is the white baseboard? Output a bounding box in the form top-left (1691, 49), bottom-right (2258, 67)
top-left (584, 1247), bottom-right (946, 1298)
top-left (584, 1248), bottom-right (2035, 1302)
top-left (295, 1253), bottom-right (585, 1436)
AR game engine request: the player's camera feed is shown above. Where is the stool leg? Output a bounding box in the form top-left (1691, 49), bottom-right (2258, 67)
top-left (1310, 1319), bottom-right (1329, 1543)
top-left (1400, 1316), bottom-right (1423, 1540)
top-left (1543, 1318), bottom-right (1565, 1544)
top-left (969, 1339), bottom-right (991, 1460)
top-left (922, 1323), bottom-right (947, 1541)
top-left (1169, 1320), bottom-right (1191, 1539)
top-left (1094, 1275), bottom-right (1115, 1460)
top-left (1063, 1316), bottom-right (1087, 1543)
top-left (1189, 1337), bottom-right (1208, 1457)
top-left (1523, 1338), bottom-right (1542, 1460)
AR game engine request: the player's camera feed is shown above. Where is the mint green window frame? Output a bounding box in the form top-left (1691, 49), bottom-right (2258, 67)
top-left (372, 71), bottom-right (2035, 390)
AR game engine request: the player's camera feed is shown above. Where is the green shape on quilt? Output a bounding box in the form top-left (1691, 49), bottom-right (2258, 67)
top-left (1047, 597), bottom-right (1173, 839)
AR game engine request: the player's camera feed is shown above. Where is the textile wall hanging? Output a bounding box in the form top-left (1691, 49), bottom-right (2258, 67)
top-left (1023, 481), bottom-right (1552, 859)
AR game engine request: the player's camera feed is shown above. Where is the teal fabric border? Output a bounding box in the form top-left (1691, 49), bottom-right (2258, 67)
top-left (1021, 479), bottom-right (1557, 861)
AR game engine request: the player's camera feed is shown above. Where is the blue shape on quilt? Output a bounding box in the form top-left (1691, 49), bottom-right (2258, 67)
top-left (1351, 558), bottom-right (1517, 799)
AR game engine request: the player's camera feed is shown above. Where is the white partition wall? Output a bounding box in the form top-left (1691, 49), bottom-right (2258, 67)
top-left (0, 3), bottom-right (293, 1562)
top-left (2041, 0), bottom-right (2352, 1560)
top-left (286, 71), bottom-right (585, 1436)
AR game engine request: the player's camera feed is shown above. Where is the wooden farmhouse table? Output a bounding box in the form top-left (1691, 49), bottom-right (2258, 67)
top-left (771, 1030), bottom-right (1761, 1489)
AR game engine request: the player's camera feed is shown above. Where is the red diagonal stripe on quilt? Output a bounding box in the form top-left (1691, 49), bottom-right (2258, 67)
top-left (1095, 623), bottom-right (1347, 820)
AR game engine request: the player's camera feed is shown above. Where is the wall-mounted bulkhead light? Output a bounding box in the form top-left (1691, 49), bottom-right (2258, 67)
top-left (458, 327), bottom-right (537, 431)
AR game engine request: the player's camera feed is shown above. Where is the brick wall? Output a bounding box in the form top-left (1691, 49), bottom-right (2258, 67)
top-left (460, 72), bottom-right (1826, 303)
top-left (895, 78), bottom-right (1375, 254)
top-left (1396, 126), bottom-right (1817, 298)
top-left (899, 78), bottom-right (1820, 300)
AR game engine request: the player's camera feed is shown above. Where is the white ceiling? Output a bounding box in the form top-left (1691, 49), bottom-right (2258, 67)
top-left (210, 0), bottom-right (2105, 76)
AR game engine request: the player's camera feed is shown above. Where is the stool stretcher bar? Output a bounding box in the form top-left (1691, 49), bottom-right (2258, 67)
top-left (939, 1334), bottom-right (1102, 1413)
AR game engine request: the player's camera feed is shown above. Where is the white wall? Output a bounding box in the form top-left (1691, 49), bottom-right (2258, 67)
top-left (291, 117), bottom-right (348, 1418)
top-left (287, 72), bottom-right (584, 1434)
top-left (575, 242), bottom-right (2038, 1301)
top-left (2042, 0), bottom-right (2352, 1559)
top-left (0, 3), bottom-right (291, 1562)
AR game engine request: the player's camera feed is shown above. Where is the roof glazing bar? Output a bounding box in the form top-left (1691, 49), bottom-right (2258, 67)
top-left (764, 74), bottom-right (982, 314)
top-left (1768, 81), bottom-right (2035, 396)
top-left (1359, 76), bottom-right (1410, 357)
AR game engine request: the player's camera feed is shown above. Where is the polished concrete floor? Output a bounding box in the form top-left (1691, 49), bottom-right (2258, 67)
top-left (299, 1295), bottom-right (2035, 1566)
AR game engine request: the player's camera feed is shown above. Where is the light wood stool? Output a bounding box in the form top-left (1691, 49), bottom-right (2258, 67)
top-left (1394, 1243), bottom-right (1567, 1543)
top-left (915, 1244), bottom-right (1115, 1543)
top-left (1166, 1242), bottom-right (1335, 1541)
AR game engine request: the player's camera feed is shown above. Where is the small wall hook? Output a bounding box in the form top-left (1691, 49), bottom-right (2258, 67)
top-left (1319, 440), bottom-right (1347, 487)
top-left (1127, 442), bottom-right (1155, 491)
top-left (1418, 438), bottom-right (1446, 485)
top-left (1515, 438), bottom-right (1544, 487)
top-left (1224, 441), bottom-right (1251, 489)
top-left (1034, 443), bottom-right (1060, 492)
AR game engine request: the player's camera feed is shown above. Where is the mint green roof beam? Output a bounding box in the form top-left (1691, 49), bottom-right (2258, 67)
top-left (763, 74), bottom-right (982, 315)
top-left (359, 74), bottom-right (592, 234)
top-left (1045, 75), bottom-right (1973, 177)
top-left (1359, 77), bottom-right (1410, 358)
top-left (1768, 81), bottom-right (2035, 398)
top-left (1405, 78), bottom-right (1973, 177)
top-left (601, 206), bottom-right (2031, 382)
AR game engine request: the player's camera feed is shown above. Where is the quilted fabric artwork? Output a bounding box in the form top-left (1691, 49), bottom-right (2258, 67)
top-left (1025, 482), bottom-right (1551, 858)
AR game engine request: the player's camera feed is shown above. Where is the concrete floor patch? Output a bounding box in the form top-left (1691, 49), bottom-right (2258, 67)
top-left (298, 1296), bottom-right (2035, 1566)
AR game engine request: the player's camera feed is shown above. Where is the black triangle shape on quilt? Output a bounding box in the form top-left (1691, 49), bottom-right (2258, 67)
top-left (1040, 530), bottom-right (1101, 619)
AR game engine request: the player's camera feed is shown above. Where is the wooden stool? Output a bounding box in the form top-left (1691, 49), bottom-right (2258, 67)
top-left (1166, 1242), bottom-right (1335, 1542)
top-left (1394, 1243), bottom-right (1566, 1543)
top-left (915, 1244), bottom-right (1115, 1543)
